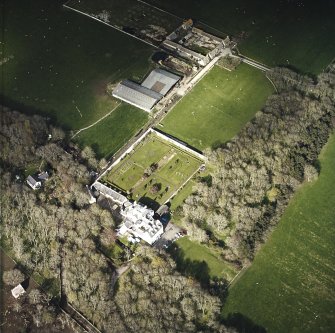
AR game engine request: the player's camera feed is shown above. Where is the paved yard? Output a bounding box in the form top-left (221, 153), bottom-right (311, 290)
top-left (154, 223), bottom-right (183, 249)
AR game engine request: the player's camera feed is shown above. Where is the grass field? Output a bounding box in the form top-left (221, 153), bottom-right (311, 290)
top-left (161, 64), bottom-right (273, 150)
top-left (222, 134), bottom-right (335, 332)
top-left (74, 103), bottom-right (148, 158)
top-left (103, 132), bottom-right (202, 205)
top-left (147, 0), bottom-right (335, 74)
top-left (176, 237), bottom-right (237, 281)
top-left (1, 0), bottom-right (153, 152)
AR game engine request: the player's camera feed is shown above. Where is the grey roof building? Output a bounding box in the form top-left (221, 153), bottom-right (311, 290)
top-left (112, 69), bottom-right (181, 112)
top-left (112, 79), bottom-right (163, 112)
top-left (26, 175), bottom-right (41, 190)
top-left (92, 181), bottom-right (128, 205)
top-left (141, 68), bottom-right (180, 95)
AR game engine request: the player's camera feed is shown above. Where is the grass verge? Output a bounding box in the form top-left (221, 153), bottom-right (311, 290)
top-left (175, 237), bottom-right (237, 281)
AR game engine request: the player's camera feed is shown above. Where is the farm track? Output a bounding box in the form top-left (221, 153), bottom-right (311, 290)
top-left (61, 303), bottom-right (102, 333)
top-left (71, 102), bottom-right (121, 139)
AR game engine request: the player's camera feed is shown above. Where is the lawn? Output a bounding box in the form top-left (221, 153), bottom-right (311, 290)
top-left (223, 134), bottom-right (335, 333)
top-left (103, 132), bottom-right (202, 205)
top-left (161, 64), bottom-right (273, 150)
top-left (2, 0), bottom-right (153, 152)
top-left (146, 0), bottom-right (335, 74)
top-left (74, 103), bottom-right (148, 158)
top-left (169, 179), bottom-right (196, 212)
top-left (176, 237), bottom-right (237, 281)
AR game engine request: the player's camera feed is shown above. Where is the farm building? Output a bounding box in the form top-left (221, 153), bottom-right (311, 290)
top-left (117, 202), bottom-right (164, 245)
top-left (112, 69), bottom-right (180, 112)
top-left (92, 181), bottom-right (128, 205)
top-left (113, 79), bottom-right (163, 112)
top-left (141, 68), bottom-right (180, 95)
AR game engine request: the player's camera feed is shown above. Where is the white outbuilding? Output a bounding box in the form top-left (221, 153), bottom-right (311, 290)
top-left (11, 284), bottom-right (26, 299)
top-left (26, 175), bottom-right (41, 190)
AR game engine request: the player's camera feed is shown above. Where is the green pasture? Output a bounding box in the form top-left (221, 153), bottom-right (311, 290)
top-left (74, 103), bottom-right (148, 158)
top-left (103, 133), bottom-right (202, 204)
top-left (2, 0), bottom-right (153, 152)
top-left (161, 64), bottom-right (273, 150)
top-left (223, 134), bottom-right (335, 332)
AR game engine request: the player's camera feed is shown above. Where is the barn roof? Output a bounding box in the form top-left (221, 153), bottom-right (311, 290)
top-left (112, 80), bottom-right (163, 112)
top-left (141, 68), bottom-right (180, 95)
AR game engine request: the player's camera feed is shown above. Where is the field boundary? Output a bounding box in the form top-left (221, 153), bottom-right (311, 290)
top-left (265, 74), bottom-right (278, 93)
top-left (96, 127), bottom-right (205, 206)
top-left (227, 265), bottom-right (249, 288)
top-left (152, 129), bottom-right (206, 162)
top-left (63, 2), bottom-right (158, 49)
top-left (98, 128), bottom-right (152, 180)
top-left (136, 0), bottom-right (182, 20)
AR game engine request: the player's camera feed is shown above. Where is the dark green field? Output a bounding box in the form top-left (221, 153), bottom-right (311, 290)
top-left (65, 0), bottom-right (182, 46)
top-left (161, 64), bottom-right (273, 150)
top-left (2, 0), bottom-right (153, 151)
top-left (147, 0), bottom-right (335, 74)
top-left (223, 134), bottom-right (335, 332)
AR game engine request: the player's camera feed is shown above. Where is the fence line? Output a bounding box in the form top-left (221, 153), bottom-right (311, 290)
top-left (63, 4), bottom-right (158, 49)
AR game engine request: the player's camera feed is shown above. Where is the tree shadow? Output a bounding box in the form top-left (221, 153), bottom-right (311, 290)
top-left (224, 312), bottom-right (267, 333)
top-left (168, 243), bottom-right (211, 288)
top-left (276, 64), bottom-right (317, 82)
top-left (0, 94), bottom-right (64, 129)
top-left (211, 140), bottom-right (226, 150)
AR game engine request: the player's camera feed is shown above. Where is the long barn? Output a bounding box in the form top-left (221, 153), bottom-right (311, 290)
top-left (112, 68), bottom-right (180, 112)
top-left (112, 79), bottom-right (163, 112)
